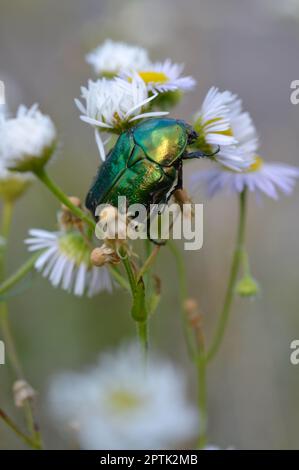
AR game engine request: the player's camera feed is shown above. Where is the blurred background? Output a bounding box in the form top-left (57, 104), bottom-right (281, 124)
top-left (0, 0), bottom-right (299, 450)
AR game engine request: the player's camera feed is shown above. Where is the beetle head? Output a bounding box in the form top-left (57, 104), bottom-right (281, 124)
top-left (177, 120), bottom-right (198, 145)
top-left (187, 127), bottom-right (199, 145)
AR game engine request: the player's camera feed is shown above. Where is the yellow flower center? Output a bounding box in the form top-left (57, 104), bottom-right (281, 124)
top-left (138, 71), bottom-right (169, 84)
top-left (109, 390), bottom-right (142, 412)
top-left (247, 156), bottom-right (264, 172)
top-left (204, 117), bottom-right (233, 137)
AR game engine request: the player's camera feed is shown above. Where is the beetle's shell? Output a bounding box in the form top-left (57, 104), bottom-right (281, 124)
top-left (133, 118), bottom-right (188, 166)
top-left (85, 118), bottom-right (188, 215)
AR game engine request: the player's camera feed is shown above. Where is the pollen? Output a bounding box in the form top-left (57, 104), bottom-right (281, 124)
top-left (138, 70), bottom-right (169, 84)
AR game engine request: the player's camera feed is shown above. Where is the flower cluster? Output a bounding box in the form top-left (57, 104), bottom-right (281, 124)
top-left (0, 34), bottom-right (298, 453)
top-left (77, 39), bottom-right (196, 161)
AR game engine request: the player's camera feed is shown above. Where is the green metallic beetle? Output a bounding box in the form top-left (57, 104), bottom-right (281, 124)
top-left (86, 118), bottom-right (217, 223)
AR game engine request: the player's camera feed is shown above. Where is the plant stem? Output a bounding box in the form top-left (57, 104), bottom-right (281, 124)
top-left (35, 168), bottom-right (95, 230)
top-left (197, 354), bottom-right (207, 449)
top-left (168, 240), bottom-right (208, 446)
top-left (109, 265), bottom-right (130, 291)
top-left (168, 240), bottom-right (196, 358)
top-left (136, 321), bottom-right (148, 358)
top-left (136, 245), bottom-right (160, 282)
top-left (0, 201), bottom-right (42, 449)
top-left (206, 189), bottom-right (247, 362)
top-left (122, 254), bottom-right (148, 355)
top-left (0, 253), bottom-right (39, 298)
top-left (122, 255), bottom-right (136, 293)
top-left (0, 408), bottom-right (41, 450)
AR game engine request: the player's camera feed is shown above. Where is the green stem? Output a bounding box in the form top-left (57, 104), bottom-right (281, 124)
top-left (122, 255), bottom-right (136, 293)
top-left (136, 245), bottom-right (160, 282)
top-left (0, 409), bottom-right (41, 450)
top-left (109, 265), bottom-right (130, 291)
top-left (122, 255), bottom-right (148, 355)
top-left (168, 240), bottom-right (196, 358)
top-left (206, 189), bottom-right (247, 363)
top-left (136, 321), bottom-right (148, 357)
top-left (0, 253), bottom-right (39, 298)
top-left (0, 201), bottom-right (43, 449)
top-left (197, 354), bottom-right (207, 448)
top-left (1, 200), bottom-right (13, 239)
top-left (35, 168), bottom-right (95, 230)
top-left (0, 304), bottom-right (23, 378)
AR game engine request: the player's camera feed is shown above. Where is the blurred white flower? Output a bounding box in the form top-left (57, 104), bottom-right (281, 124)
top-left (0, 104), bottom-right (57, 173)
top-left (0, 160), bottom-right (34, 202)
top-left (124, 59), bottom-right (196, 93)
top-left (190, 156), bottom-right (299, 199)
top-left (0, 104), bottom-right (6, 118)
top-left (193, 87), bottom-right (257, 171)
top-left (48, 344), bottom-right (198, 450)
top-left (86, 39), bottom-right (151, 76)
top-left (25, 229), bottom-right (112, 297)
top-left (204, 444), bottom-right (235, 450)
top-left (75, 76), bottom-right (168, 161)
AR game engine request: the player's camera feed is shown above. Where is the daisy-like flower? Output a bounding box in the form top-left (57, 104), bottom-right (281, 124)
top-left (190, 156), bottom-right (299, 199)
top-left (124, 59), bottom-right (196, 93)
top-left (204, 445), bottom-right (235, 450)
top-left (0, 160), bottom-right (34, 202)
top-left (0, 104), bottom-right (57, 173)
top-left (48, 343), bottom-right (198, 450)
top-left (193, 87), bottom-right (258, 171)
top-left (86, 39), bottom-right (151, 76)
top-left (25, 229), bottom-right (113, 297)
top-left (75, 75), bottom-right (168, 161)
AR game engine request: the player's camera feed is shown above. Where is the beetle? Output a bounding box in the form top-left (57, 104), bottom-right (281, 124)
top-left (85, 118), bottom-right (217, 240)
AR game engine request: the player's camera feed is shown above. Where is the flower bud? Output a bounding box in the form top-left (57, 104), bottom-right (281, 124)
top-left (13, 380), bottom-right (36, 408)
top-left (235, 275), bottom-right (260, 298)
top-left (59, 196), bottom-right (83, 230)
top-left (90, 245), bottom-right (120, 267)
top-left (0, 164), bottom-right (34, 202)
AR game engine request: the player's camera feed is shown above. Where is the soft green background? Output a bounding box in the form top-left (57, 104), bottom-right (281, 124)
top-left (0, 0), bottom-right (299, 449)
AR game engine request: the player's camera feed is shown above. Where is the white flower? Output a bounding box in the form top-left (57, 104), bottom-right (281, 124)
top-left (48, 343), bottom-right (198, 450)
top-left (75, 76), bottom-right (167, 161)
top-left (0, 104), bottom-right (6, 120)
top-left (124, 59), bottom-right (196, 93)
top-left (193, 87), bottom-right (258, 171)
top-left (190, 157), bottom-right (299, 199)
top-left (86, 39), bottom-right (151, 76)
top-left (25, 229), bottom-right (113, 297)
top-left (0, 160), bottom-right (34, 202)
top-left (0, 104), bottom-right (57, 173)
top-left (204, 445), bottom-right (235, 450)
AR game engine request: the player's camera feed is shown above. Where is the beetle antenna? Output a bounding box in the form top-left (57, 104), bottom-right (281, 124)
top-left (184, 145), bottom-right (220, 159)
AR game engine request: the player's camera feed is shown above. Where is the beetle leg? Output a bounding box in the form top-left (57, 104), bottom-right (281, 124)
top-left (146, 194), bottom-right (167, 246)
top-left (184, 145), bottom-right (220, 159)
top-left (147, 223), bottom-right (167, 246)
top-left (166, 160), bottom-right (183, 203)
